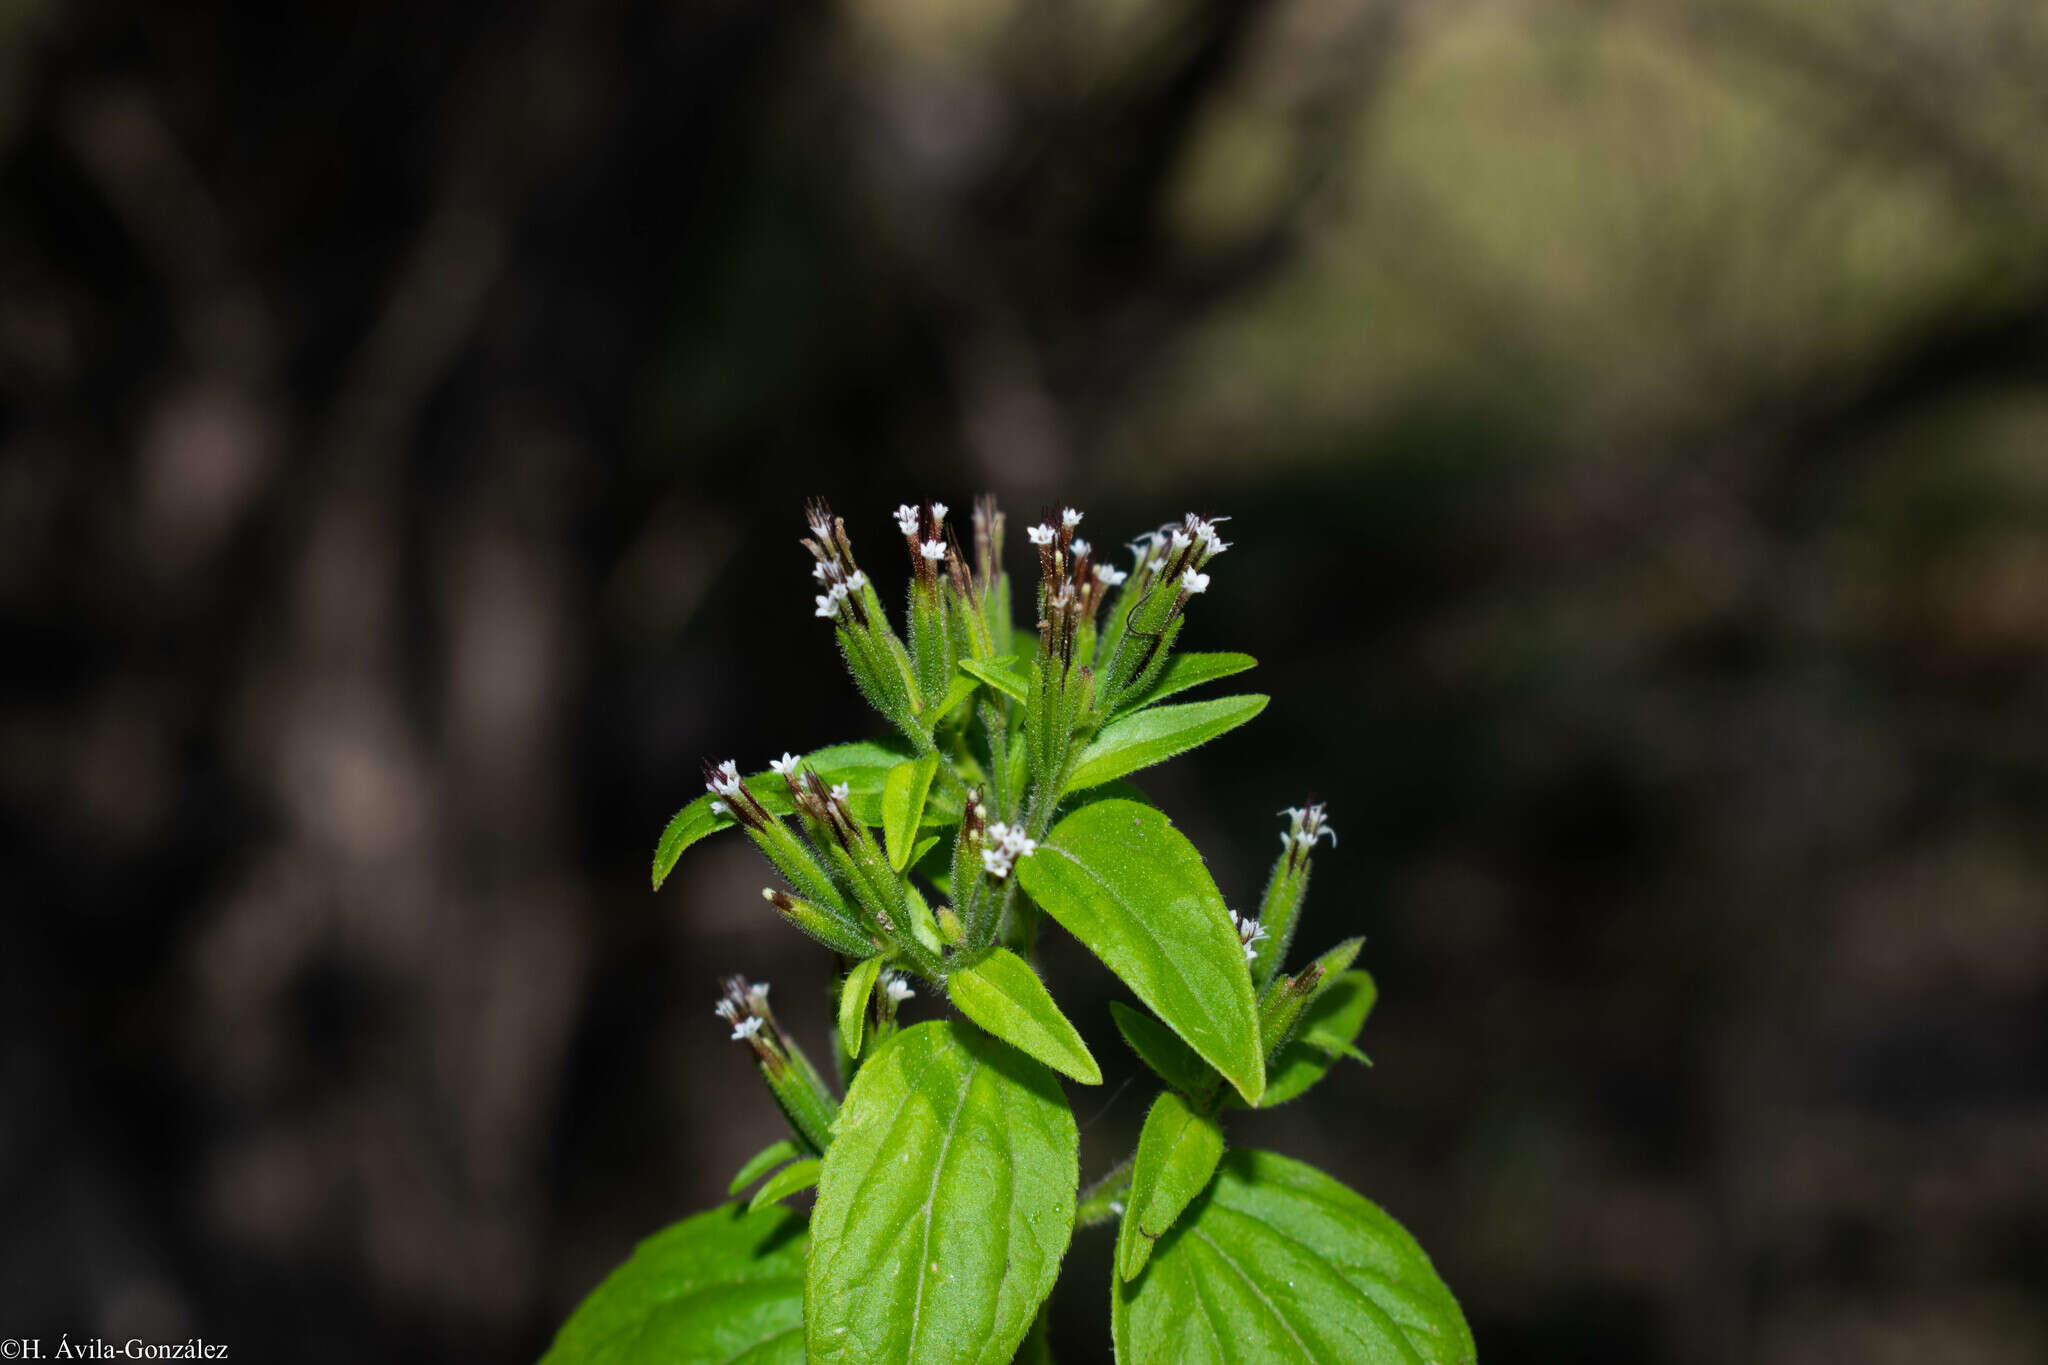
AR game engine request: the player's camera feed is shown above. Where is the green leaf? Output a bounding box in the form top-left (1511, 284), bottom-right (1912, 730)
top-left (1111, 1150), bottom-right (1474, 1365)
top-left (806, 1021), bottom-right (1078, 1365)
top-left (882, 753), bottom-right (941, 871)
top-left (748, 1157), bottom-right (822, 1212)
top-left (839, 956), bottom-right (886, 1061)
top-left (930, 670), bottom-right (981, 725)
top-left (1064, 695), bottom-right (1269, 793)
top-left (1240, 970), bottom-right (1378, 1109)
top-left (728, 1138), bottom-right (804, 1197)
top-left (945, 948), bottom-right (1102, 1086)
top-left (1020, 800), bottom-right (1263, 1104)
top-left (1116, 1091), bottom-right (1225, 1282)
top-left (1122, 652), bottom-right (1257, 712)
top-left (1108, 1002), bottom-right (1215, 1099)
top-left (541, 1202), bottom-right (807, 1365)
top-left (959, 655), bottom-right (1030, 704)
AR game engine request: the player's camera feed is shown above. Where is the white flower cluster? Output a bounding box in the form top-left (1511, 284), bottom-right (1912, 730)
top-left (706, 759), bottom-right (742, 799)
top-left (1228, 908), bottom-right (1269, 964)
top-left (1280, 803), bottom-right (1337, 853)
top-left (895, 503), bottom-right (919, 537)
top-left (980, 821), bottom-right (1039, 879)
top-left (813, 568), bottom-right (868, 619)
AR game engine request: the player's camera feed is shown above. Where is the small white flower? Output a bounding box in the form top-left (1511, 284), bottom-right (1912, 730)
top-left (831, 782), bottom-right (850, 801)
top-left (982, 847), bottom-right (1014, 878)
top-left (1229, 909), bottom-right (1269, 963)
top-left (920, 539), bottom-right (947, 561)
top-left (1169, 528), bottom-right (1193, 553)
top-left (1185, 514), bottom-right (1232, 555)
top-left (1072, 538), bottom-right (1091, 556)
top-left (815, 592), bottom-right (842, 618)
top-left (1181, 568), bottom-right (1210, 594)
top-left (883, 972), bottom-right (915, 1004)
top-left (747, 981), bottom-right (772, 1011)
top-left (710, 799), bottom-right (728, 816)
top-left (707, 760), bottom-right (743, 797)
top-left (1281, 804), bottom-right (1337, 850)
top-left (895, 504), bottom-right (920, 536)
top-left (1062, 507), bottom-right (1084, 528)
top-left (1128, 532), bottom-right (1163, 564)
top-left (714, 999), bottom-right (740, 1023)
top-left (812, 561), bottom-right (830, 582)
top-left (770, 752), bottom-right (801, 776)
top-left (1094, 564), bottom-right (1127, 587)
top-left (1026, 523), bottom-right (1056, 546)
top-left (931, 501), bottom-right (949, 521)
top-left (731, 1015), bottom-right (764, 1041)
top-left (844, 570), bottom-right (868, 591)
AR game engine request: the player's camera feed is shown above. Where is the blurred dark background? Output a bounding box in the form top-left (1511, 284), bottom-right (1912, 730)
top-left (4, 0), bottom-right (2047, 1360)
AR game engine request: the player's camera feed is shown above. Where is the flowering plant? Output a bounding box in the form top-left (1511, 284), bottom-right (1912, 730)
top-left (542, 498), bottom-right (1475, 1364)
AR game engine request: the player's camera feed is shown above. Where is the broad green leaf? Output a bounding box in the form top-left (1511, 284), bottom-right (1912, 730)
top-left (1112, 1150), bottom-right (1475, 1365)
top-left (1019, 800), bottom-right (1263, 1104)
top-left (729, 1138), bottom-right (804, 1197)
top-left (1236, 970), bottom-right (1378, 1109)
top-left (959, 655), bottom-right (1030, 704)
top-left (651, 772), bottom-right (791, 890)
top-left (882, 753), bottom-right (941, 871)
top-left (806, 1021), bottom-right (1077, 1365)
top-left (839, 956), bottom-right (886, 1060)
top-left (1116, 1091), bottom-right (1225, 1281)
top-left (541, 1202), bottom-right (806, 1365)
top-left (1122, 652), bottom-right (1257, 712)
top-left (749, 1157), bottom-right (821, 1212)
top-left (946, 948), bottom-right (1102, 1085)
top-left (1108, 1002), bottom-right (1215, 1099)
top-left (1064, 695), bottom-right (1268, 793)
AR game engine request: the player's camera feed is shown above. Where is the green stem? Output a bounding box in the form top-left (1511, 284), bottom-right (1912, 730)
top-left (1076, 1156), bottom-right (1134, 1228)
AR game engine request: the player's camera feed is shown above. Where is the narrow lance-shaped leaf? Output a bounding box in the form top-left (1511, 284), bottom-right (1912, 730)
top-left (959, 655), bottom-right (1031, 704)
top-left (1018, 800), bottom-right (1263, 1105)
top-left (1118, 651), bottom-right (1257, 714)
top-left (1112, 1150), bottom-right (1475, 1365)
top-left (882, 752), bottom-right (941, 871)
top-left (748, 1158), bottom-right (822, 1213)
top-left (806, 1021), bottom-right (1078, 1365)
top-left (729, 1138), bottom-right (804, 1197)
top-left (838, 956), bottom-right (886, 1061)
top-left (945, 947), bottom-right (1102, 1085)
top-left (1064, 695), bottom-right (1269, 793)
top-left (1116, 1090), bottom-right (1225, 1282)
top-left (541, 1203), bottom-right (807, 1365)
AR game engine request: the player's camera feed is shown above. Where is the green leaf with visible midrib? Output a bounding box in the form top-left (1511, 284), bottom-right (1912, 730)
top-left (1112, 1150), bottom-right (1475, 1365)
top-left (1018, 800), bottom-right (1263, 1105)
top-left (1064, 695), bottom-right (1268, 793)
top-left (882, 753), bottom-right (940, 870)
top-left (1120, 652), bottom-right (1257, 713)
top-left (1116, 1090), bottom-right (1224, 1281)
top-left (946, 948), bottom-right (1102, 1085)
top-left (805, 1021), bottom-right (1077, 1365)
top-left (541, 1202), bottom-right (807, 1365)
top-left (839, 957), bottom-right (886, 1061)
